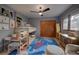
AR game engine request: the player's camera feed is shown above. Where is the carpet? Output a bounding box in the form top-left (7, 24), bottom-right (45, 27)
top-left (27, 37), bottom-right (58, 55)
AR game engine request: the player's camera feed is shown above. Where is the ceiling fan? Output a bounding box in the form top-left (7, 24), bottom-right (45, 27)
top-left (30, 7), bottom-right (50, 16)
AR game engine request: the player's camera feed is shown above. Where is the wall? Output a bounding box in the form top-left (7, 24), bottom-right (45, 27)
top-left (60, 4), bottom-right (79, 17)
top-left (0, 5), bottom-right (28, 41)
top-left (28, 17), bottom-right (60, 36)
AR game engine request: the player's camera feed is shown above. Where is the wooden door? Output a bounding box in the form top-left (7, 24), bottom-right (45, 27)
top-left (40, 20), bottom-right (56, 38)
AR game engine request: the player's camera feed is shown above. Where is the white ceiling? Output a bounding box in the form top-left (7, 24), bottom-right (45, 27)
top-left (7, 4), bottom-right (71, 18)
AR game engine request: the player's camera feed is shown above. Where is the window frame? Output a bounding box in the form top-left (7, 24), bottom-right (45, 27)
top-left (62, 17), bottom-right (69, 30)
top-left (62, 14), bottom-right (79, 32)
top-left (70, 14), bottom-right (79, 31)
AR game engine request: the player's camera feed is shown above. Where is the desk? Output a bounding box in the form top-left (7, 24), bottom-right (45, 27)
top-left (59, 33), bottom-right (76, 40)
top-left (59, 33), bottom-right (79, 45)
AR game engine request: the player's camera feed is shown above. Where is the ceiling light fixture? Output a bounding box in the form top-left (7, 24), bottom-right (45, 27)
top-left (38, 12), bottom-right (43, 16)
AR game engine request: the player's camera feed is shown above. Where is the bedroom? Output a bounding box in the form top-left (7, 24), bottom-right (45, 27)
top-left (0, 4), bottom-right (79, 55)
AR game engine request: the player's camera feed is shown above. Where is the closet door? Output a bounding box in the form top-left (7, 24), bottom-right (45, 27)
top-left (40, 20), bottom-right (56, 38)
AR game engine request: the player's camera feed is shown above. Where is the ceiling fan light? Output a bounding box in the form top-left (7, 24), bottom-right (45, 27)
top-left (38, 12), bottom-right (43, 15)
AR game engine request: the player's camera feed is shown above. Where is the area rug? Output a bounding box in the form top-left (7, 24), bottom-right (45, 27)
top-left (27, 37), bottom-right (58, 55)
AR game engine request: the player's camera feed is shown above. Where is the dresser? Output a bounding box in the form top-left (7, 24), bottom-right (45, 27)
top-left (56, 33), bottom-right (79, 49)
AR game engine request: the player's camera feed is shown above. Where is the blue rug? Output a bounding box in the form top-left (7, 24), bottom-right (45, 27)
top-left (28, 37), bottom-right (58, 55)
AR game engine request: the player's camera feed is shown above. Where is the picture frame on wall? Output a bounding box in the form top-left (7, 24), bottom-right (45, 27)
top-left (0, 8), bottom-right (10, 17)
top-left (10, 11), bottom-right (14, 18)
top-left (10, 19), bottom-right (15, 29)
top-left (16, 16), bottom-right (22, 27)
top-left (5, 10), bottom-right (10, 17)
top-left (3, 16), bottom-right (9, 23)
top-left (0, 7), bottom-right (14, 18)
top-left (0, 23), bottom-right (9, 30)
top-left (0, 15), bottom-right (10, 31)
top-left (2, 24), bottom-right (9, 30)
top-left (1, 8), bottom-right (6, 16)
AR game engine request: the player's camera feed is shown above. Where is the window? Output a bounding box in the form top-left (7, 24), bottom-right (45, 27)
top-left (63, 18), bottom-right (68, 30)
top-left (70, 14), bottom-right (79, 31)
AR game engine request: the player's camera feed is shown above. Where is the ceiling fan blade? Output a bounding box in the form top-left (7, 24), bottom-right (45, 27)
top-left (43, 8), bottom-right (50, 12)
top-left (30, 11), bottom-right (39, 13)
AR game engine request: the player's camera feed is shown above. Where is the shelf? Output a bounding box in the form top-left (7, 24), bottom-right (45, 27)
top-left (8, 42), bottom-right (20, 47)
top-left (18, 27), bottom-right (36, 33)
top-left (0, 22), bottom-right (9, 24)
top-left (10, 39), bottom-right (20, 42)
